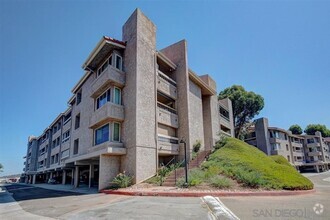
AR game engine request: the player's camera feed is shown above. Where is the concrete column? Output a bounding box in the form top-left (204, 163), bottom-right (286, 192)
top-left (121, 9), bottom-right (157, 183)
top-left (89, 164), bottom-right (92, 188)
top-left (74, 166), bottom-right (79, 188)
top-left (71, 169), bottom-right (74, 185)
top-left (316, 165), bottom-right (320, 173)
top-left (62, 170), bottom-right (66, 185)
top-left (99, 155), bottom-right (120, 190)
top-left (50, 172), bottom-right (53, 179)
top-left (32, 174), bottom-right (36, 184)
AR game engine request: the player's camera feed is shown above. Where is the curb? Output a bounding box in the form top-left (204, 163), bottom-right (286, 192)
top-left (101, 189), bottom-right (316, 197)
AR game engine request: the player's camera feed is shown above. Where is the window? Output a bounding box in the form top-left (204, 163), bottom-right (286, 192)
top-left (271, 143), bottom-right (281, 151)
top-left (61, 149), bottom-right (69, 159)
top-left (286, 144), bottom-right (289, 151)
top-left (113, 123), bottom-right (120, 142)
top-left (62, 130), bottom-right (70, 143)
top-left (55, 154), bottom-right (58, 163)
top-left (64, 112), bottom-right (72, 125)
top-left (51, 156), bottom-right (55, 164)
top-left (75, 114), bottom-right (80, 129)
top-left (52, 140), bottom-right (56, 148)
top-left (287, 156), bottom-right (290, 162)
top-left (77, 89), bottom-right (82, 105)
top-left (95, 124), bottom-right (109, 145)
top-left (115, 54), bottom-right (122, 70)
top-left (114, 87), bottom-right (121, 105)
top-left (97, 55), bottom-right (112, 77)
top-left (56, 137), bottom-right (60, 146)
top-left (74, 139), bottom-right (79, 155)
top-left (96, 89), bottom-right (111, 109)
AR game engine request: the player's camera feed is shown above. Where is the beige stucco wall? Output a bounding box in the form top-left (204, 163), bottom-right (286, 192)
top-left (121, 9), bottom-right (157, 183)
top-left (188, 79), bottom-right (205, 152)
top-left (99, 155), bottom-right (120, 190)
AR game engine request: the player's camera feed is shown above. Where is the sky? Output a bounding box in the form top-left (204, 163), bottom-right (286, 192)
top-left (0, 0), bottom-right (329, 176)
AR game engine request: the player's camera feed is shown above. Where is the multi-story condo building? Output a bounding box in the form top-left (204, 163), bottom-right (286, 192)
top-left (245, 117), bottom-right (330, 172)
top-left (23, 9), bottom-right (234, 190)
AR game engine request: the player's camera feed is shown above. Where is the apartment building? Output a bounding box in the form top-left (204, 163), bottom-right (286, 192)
top-left (23, 9), bottom-right (234, 190)
top-left (245, 117), bottom-right (330, 172)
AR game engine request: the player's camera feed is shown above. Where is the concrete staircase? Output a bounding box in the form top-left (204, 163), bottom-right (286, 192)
top-left (162, 150), bottom-right (211, 187)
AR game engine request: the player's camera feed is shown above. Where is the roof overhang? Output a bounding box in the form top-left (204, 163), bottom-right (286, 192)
top-left (49, 113), bottom-right (64, 128)
top-left (188, 69), bottom-right (216, 96)
top-left (157, 51), bottom-right (177, 70)
top-left (82, 36), bottom-right (126, 71)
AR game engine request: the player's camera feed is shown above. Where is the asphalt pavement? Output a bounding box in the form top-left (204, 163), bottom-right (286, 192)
top-left (0, 171), bottom-right (329, 220)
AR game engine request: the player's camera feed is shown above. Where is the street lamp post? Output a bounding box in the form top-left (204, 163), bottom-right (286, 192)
top-left (180, 138), bottom-right (188, 187)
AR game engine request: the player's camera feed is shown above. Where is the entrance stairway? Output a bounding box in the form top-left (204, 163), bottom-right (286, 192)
top-left (162, 150), bottom-right (211, 187)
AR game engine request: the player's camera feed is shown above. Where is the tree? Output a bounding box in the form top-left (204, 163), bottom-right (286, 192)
top-left (218, 85), bottom-right (264, 138)
top-left (0, 163), bottom-right (3, 172)
top-left (289, 124), bottom-right (303, 135)
top-left (304, 124), bottom-right (330, 137)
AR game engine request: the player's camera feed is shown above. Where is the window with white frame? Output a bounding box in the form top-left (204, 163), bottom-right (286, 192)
top-left (113, 123), bottom-right (120, 142)
top-left (114, 87), bottom-right (121, 105)
top-left (115, 54), bottom-right (122, 70)
top-left (96, 89), bottom-right (111, 109)
top-left (95, 124), bottom-right (109, 145)
top-left (97, 55), bottom-right (112, 77)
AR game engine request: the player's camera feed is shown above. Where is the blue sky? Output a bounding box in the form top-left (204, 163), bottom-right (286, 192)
top-left (0, 0), bottom-right (329, 176)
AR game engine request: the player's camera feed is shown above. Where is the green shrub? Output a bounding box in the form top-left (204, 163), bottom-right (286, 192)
top-left (192, 151), bottom-right (198, 160)
top-left (270, 155), bottom-right (292, 166)
top-left (204, 137), bottom-right (313, 190)
top-left (193, 140), bottom-right (201, 153)
top-left (213, 135), bottom-right (228, 150)
top-left (111, 172), bottom-right (133, 188)
top-left (177, 168), bottom-right (204, 187)
top-left (203, 166), bottom-right (221, 179)
top-left (209, 176), bottom-right (231, 188)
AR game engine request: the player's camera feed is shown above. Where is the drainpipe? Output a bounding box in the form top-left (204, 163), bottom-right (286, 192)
top-left (154, 53), bottom-right (159, 172)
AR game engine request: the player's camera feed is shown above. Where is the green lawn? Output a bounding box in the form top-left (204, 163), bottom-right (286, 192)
top-left (200, 137), bottom-right (313, 190)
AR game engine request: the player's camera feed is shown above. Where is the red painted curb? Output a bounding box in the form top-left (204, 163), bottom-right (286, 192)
top-left (101, 189), bottom-right (316, 197)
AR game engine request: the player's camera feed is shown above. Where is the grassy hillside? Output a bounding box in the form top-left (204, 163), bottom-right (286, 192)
top-left (201, 138), bottom-right (313, 190)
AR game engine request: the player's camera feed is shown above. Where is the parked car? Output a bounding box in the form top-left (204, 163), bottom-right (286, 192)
top-left (48, 178), bottom-right (59, 184)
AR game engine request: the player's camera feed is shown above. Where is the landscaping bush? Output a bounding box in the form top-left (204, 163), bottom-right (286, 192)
top-left (209, 176), bottom-right (231, 188)
top-left (204, 137), bottom-right (313, 190)
top-left (111, 172), bottom-right (133, 188)
top-left (193, 140), bottom-right (201, 153)
top-left (270, 155), bottom-right (292, 167)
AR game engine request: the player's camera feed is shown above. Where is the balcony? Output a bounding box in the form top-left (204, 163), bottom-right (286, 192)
top-left (157, 70), bottom-right (177, 100)
top-left (90, 102), bottom-right (124, 128)
top-left (158, 135), bottom-right (179, 155)
top-left (293, 151), bottom-right (304, 156)
top-left (308, 151), bottom-right (322, 157)
top-left (307, 142), bottom-right (321, 148)
top-left (157, 102), bottom-right (178, 128)
top-left (90, 65), bottom-right (125, 98)
top-left (88, 142), bottom-right (126, 156)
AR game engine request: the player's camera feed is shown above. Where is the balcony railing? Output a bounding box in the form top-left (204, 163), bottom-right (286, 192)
top-left (91, 65), bottom-right (125, 98)
top-left (157, 102), bottom-right (178, 128)
top-left (90, 102), bottom-right (124, 128)
top-left (158, 135), bottom-right (179, 155)
top-left (157, 102), bottom-right (177, 114)
top-left (157, 71), bottom-right (177, 100)
top-left (157, 70), bottom-right (176, 86)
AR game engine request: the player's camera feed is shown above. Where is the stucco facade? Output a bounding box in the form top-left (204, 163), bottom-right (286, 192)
top-left (23, 9), bottom-right (234, 190)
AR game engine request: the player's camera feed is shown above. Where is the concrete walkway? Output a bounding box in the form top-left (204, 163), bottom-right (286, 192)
top-left (18, 183), bottom-right (98, 194)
